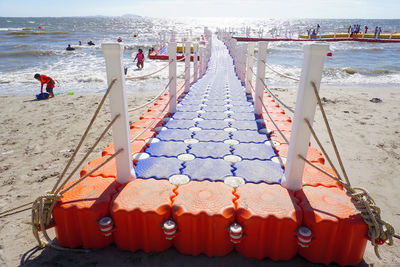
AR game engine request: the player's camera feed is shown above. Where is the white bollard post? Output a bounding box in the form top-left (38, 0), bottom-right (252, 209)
top-left (184, 41), bottom-right (191, 92)
top-left (231, 39), bottom-right (237, 62)
top-left (170, 31), bottom-right (176, 42)
top-left (246, 42), bottom-right (255, 94)
top-left (254, 41), bottom-right (268, 115)
top-left (241, 44), bottom-right (248, 84)
top-left (199, 47), bottom-right (204, 78)
top-left (168, 42), bottom-right (177, 113)
top-left (102, 43), bottom-right (135, 183)
top-left (193, 42), bottom-right (199, 82)
top-left (282, 44), bottom-right (329, 191)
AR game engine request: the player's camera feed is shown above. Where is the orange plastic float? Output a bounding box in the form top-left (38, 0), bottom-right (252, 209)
top-left (111, 178), bottom-right (175, 252)
top-left (80, 156), bottom-right (117, 178)
top-left (172, 180), bottom-right (236, 256)
top-left (274, 144), bottom-right (325, 164)
top-left (295, 186), bottom-right (368, 266)
top-left (53, 177), bottom-right (118, 248)
top-left (102, 140), bottom-right (147, 156)
top-left (235, 183), bottom-right (301, 260)
top-left (301, 162), bottom-right (342, 188)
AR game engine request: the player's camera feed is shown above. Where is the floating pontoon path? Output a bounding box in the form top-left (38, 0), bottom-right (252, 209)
top-left (53, 36), bottom-right (369, 266)
top-left (138, 37), bottom-right (283, 183)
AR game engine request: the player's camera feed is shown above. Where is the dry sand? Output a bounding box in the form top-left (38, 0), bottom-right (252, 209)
top-left (0, 86), bottom-right (399, 266)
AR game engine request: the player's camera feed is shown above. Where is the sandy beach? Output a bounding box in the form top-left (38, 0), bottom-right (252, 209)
top-left (0, 85), bottom-right (399, 266)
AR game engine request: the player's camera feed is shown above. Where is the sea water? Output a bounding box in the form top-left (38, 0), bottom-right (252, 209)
top-left (0, 17), bottom-right (399, 95)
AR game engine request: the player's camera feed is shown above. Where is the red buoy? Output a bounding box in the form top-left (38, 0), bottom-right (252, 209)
top-left (38, 26), bottom-right (42, 29)
top-left (327, 52), bottom-right (332, 57)
top-left (133, 34), bottom-right (137, 37)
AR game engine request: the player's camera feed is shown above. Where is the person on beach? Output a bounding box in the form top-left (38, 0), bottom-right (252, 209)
top-left (134, 48), bottom-right (144, 69)
top-left (34, 73), bottom-right (55, 98)
top-left (79, 41), bottom-right (82, 45)
top-left (365, 25), bottom-right (368, 33)
top-left (117, 37), bottom-right (122, 42)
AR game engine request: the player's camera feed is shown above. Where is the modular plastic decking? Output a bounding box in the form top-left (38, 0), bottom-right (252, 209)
top-left (53, 36), bottom-right (368, 266)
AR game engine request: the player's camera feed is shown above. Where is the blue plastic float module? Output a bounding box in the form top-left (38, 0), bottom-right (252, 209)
top-left (182, 158), bottom-right (233, 181)
top-left (135, 157), bottom-right (183, 179)
top-left (189, 142), bottom-right (231, 159)
top-left (234, 159), bottom-right (283, 184)
top-left (134, 36), bottom-right (283, 184)
top-left (146, 141), bottom-right (189, 157)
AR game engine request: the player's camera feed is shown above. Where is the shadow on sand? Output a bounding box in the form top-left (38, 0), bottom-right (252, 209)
top-left (19, 244), bottom-right (371, 267)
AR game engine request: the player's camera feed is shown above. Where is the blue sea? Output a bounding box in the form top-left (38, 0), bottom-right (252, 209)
top-left (0, 17), bottom-right (399, 95)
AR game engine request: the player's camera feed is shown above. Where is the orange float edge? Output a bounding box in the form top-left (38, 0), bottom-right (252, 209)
top-left (53, 79), bottom-right (367, 266)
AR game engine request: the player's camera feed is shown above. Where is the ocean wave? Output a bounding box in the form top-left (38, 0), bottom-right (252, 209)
top-left (323, 67), bottom-right (396, 76)
top-left (76, 77), bottom-right (105, 83)
top-left (0, 28), bottom-right (24, 31)
top-left (6, 31), bottom-right (70, 36)
top-left (0, 50), bottom-right (59, 58)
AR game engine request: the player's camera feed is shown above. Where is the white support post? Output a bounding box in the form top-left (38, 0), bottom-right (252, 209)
top-left (282, 44), bottom-right (329, 191)
top-left (254, 41), bottom-right (268, 115)
top-left (237, 44), bottom-right (243, 82)
top-left (241, 44), bottom-right (248, 84)
top-left (193, 42), bottom-right (199, 82)
top-left (184, 41), bottom-right (191, 92)
top-left (170, 31), bottom-right (176, 42)
top-left (246, 42), bottom-right (255, 94)
top-left (168, 42), bottom-right (177, 113)
top-left (231, 39), bottom-right (237, 62)
top-left (199, 47), bottom-right (204, 78)
top-left (101, 43), bottom-right (135, 183)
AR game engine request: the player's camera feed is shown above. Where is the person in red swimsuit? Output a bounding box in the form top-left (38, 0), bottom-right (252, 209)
top-left (34, 73), bottom-right (55, 98)
top-left (134, 49), bottom-right (144, 69)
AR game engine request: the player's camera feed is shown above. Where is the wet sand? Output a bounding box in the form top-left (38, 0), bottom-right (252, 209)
top-left (0, 86), bottom-right (399, 266)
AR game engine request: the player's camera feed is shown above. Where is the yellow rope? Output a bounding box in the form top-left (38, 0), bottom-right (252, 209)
top-left (55, 114), bottom-right (120, 194)
top-left (125, 62), bottom-right (170, 80)
top-left (31, 149), bottom-right (123, 249)
top-left (259, 96), bottom-right (290, 144)
top-left (128, 78), bottom-right (172, 113)
top-left (304, 80), bottom-right (398, 258)
top-left (51, 78), bottom-right (117, 193)
top-left (125, 56), bottom-right (185, 81)
top-left (0, 201), bottom-right (33, 217)
top-left (304, 118), bottom-right (343, 184)
top-left (130, 95), bottom-right (173, 144)
top-left (260, 78), bottom-right (295, 114)
top-left (264, 61), bottom-right (300, 81)
top-left (310, 81), bottom-right (351, 186)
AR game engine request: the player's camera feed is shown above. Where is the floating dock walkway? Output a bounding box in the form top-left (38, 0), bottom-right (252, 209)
top-left (52, 36), bottom-right (369, 266)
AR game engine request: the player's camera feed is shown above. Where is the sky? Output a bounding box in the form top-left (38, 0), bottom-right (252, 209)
top-left (0, 0), bottom-right (399, 19)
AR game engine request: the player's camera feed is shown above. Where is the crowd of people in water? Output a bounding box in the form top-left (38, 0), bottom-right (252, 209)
top-left (306, 24), bottom-right (385, 39)
top-left (306, 24), bottom-right (320, 39)
top-left (348, 24), bottom-right (383, 38)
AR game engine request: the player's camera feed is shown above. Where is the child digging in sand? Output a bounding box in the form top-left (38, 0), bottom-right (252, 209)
top-left (34, 73), bottom-right (55, 98)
